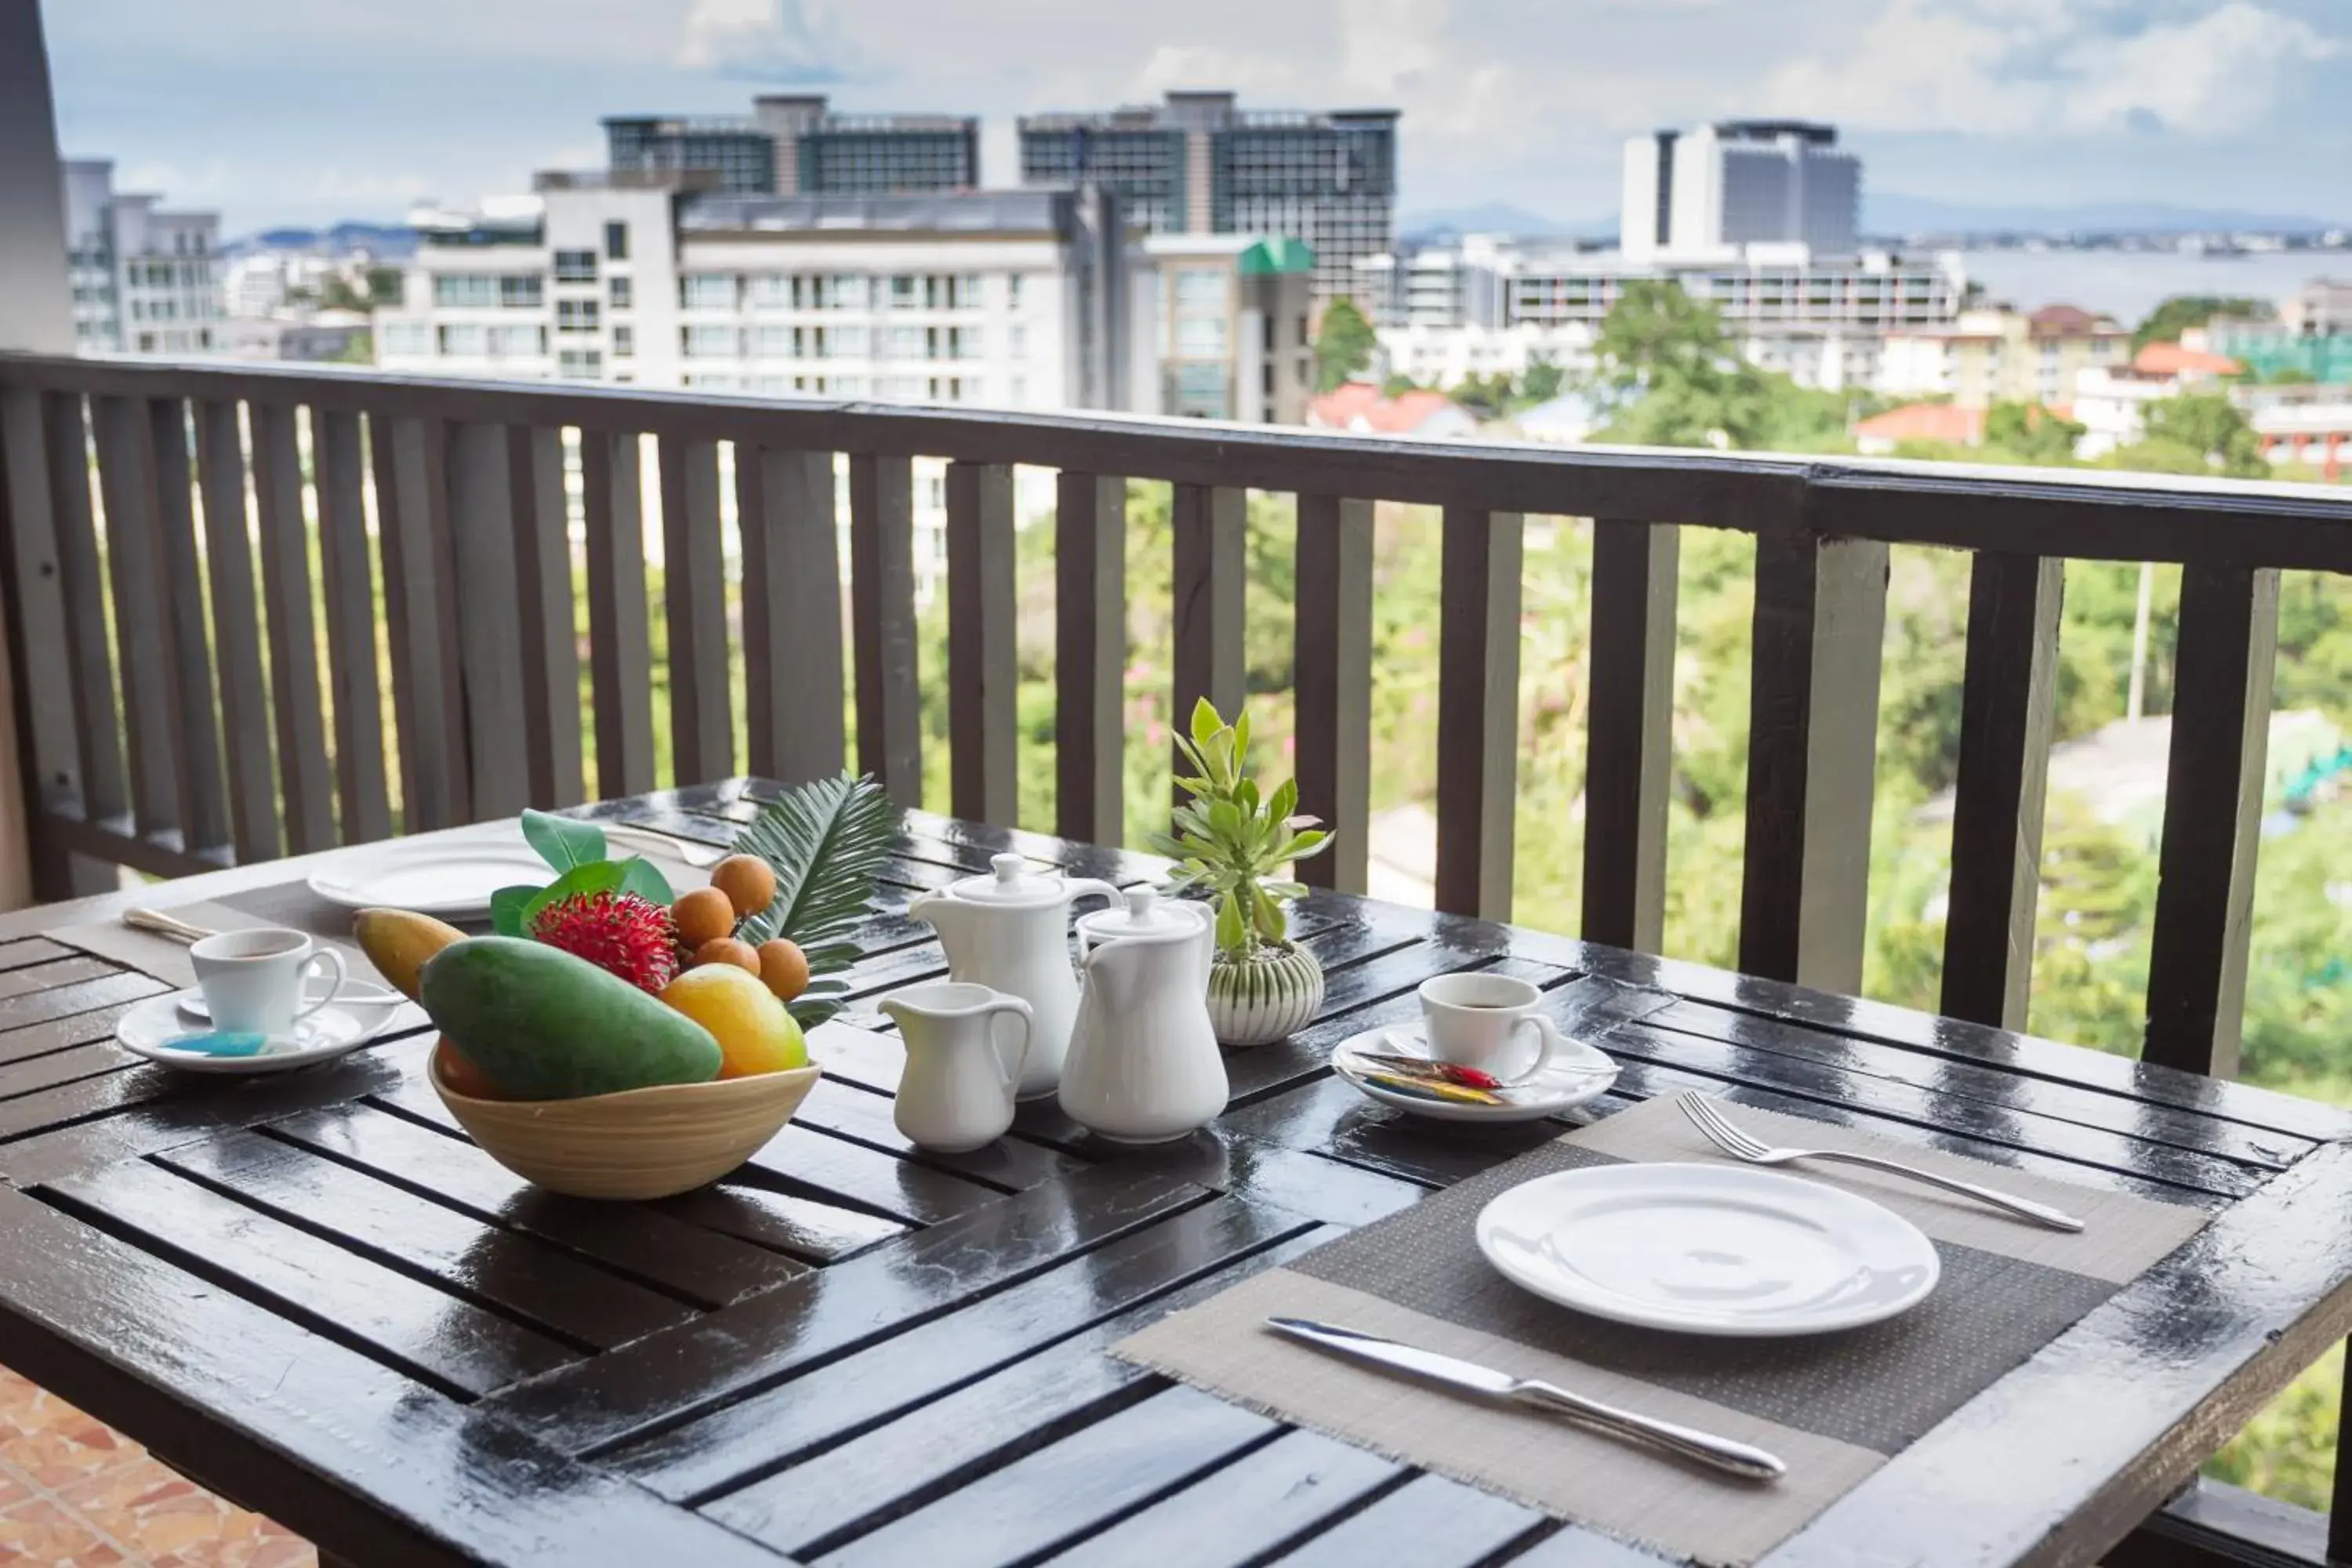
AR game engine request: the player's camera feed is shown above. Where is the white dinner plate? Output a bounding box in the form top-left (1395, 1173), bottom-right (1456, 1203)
top-left (1331, 1025), bottom-right (1618, 1123)
top-left (118, 989), bottom-right (407, 1075)
top-left (1476, 1162), bottom-right (1940, 1336)
top-left (307, 840), bottom-right (550, 916)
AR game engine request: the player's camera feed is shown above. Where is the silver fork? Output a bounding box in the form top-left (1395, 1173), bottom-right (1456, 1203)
top-left (1678, 1094), bottom-right (2085, 1232)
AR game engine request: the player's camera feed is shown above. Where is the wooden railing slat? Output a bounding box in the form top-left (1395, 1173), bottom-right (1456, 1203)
top-left (1054, 472), bottom-right (1124, 846)
top-left (579, 429), bottom-right (655, 800)
top-left (946, 460), bottom-right (1017, 825)
top-left (1941, 552), bottom-right (2063, 1029)
top-left (1435, 506), bottom-right (1524, 921)
top-left (1293, 493), bottom-right (1372, 894)
top-left (142, 397), bottom-right (230, 856)
top-left (848, 451), bottom-right (921, 805)
top-left (251, 405), bottom-right (335, 853)
top-left (372, 412), bottom-right (467, 831)
top-left (44, 393), bottom-right (126, 828)
top-left (507, 425), bottom-right (584, 809)
top-left (0, 389), bottom-right (83, 821)
top-left (1582, 518), bottom-right (1679, 950)
top-left (1739, 530), bottom-right (1888, 990)
top-left (659, 435), bottom-right (732, 786)
top-left (739, 447), bottom-right (844, 783)
top-left (446, 420), bottom-right (532, 819)
top-left (91, 395), bottom-right (181, 839)
top-left (1171, 482), bottom-right (1245, 815)
top-left (2143, 563), bottom-right (2280, 1078)
top-left (313, 408), bottom-right (391, 844)
top-left (193, 400), bottom-right (279, 863)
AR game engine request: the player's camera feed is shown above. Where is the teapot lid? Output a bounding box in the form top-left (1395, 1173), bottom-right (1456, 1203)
top-left (1076, 886), bottom-right (1202, 941)
top-left (947, 853), bottom-right (1073, 909)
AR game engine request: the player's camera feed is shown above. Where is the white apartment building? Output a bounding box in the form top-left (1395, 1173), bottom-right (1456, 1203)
top-left (1621, 122), bottom-right (1860, 263)
top-left (378, 182), bottom-right (1154, 413)
top-left (1142, 233), bottom-right (1315, 423)
top-left (1359, 234), bottom-right (1963, 393)
top-left (61, 159), bottom-right (225, 355)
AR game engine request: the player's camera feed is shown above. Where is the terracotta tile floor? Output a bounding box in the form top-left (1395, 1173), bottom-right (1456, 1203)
top-left (0, 1366), bottom-right (313, 1568)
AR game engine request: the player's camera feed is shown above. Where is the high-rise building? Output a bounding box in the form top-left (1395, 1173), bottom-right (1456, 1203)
top-left (1019, 91), bottom-right (1397, 305)
top-left (1621, 122), bottom-right (1860, 262)
top-left (60, 159), bottom-right (224, 355)
top-left (1143, 233), bottom-right (1315, 423)
top-left (376, 181), bottom-right (1152, 415)
top-left (604, 95), bottom-right (978, 196)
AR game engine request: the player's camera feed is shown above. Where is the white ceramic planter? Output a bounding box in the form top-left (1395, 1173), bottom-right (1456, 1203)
top-left (1207, 942), bottom-right (1325, 1047)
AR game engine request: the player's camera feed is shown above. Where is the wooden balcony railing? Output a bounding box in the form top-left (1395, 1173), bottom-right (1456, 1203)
top-left (5, 353), bottom-right (2352, 1094)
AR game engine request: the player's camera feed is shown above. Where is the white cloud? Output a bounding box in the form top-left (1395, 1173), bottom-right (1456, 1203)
top-left (1762, 0), bottom-right (2340, 136)
top-left (675, 0), bottom-right (863, 80)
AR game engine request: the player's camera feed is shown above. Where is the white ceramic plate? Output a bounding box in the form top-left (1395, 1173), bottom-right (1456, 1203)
top-left (1331, 1025), bottom-right (1618, 1123)
top-left (118, 989), bottom-right (407, 1075)
top-left (179, 976), bottom-right (404, 1022)
top-left (1476, 1162), bottom-right (1940, 1336)
top-left (307, 840), bottom-right (550, 916)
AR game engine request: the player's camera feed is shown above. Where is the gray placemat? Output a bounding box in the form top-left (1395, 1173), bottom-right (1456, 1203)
top-left (1116, 1094), bottom-right (2212, 1567)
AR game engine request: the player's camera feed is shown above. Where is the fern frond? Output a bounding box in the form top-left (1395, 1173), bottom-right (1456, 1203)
top-left (732, 775), bottom-right (901, 973)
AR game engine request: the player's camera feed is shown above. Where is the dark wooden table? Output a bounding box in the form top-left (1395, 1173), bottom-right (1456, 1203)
top-left (0, 781), bottom-right (2346, 1568)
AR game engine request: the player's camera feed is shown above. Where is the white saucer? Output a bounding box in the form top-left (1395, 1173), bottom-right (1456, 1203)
top-left (118, 989), bottom-right (406, 1074)
top-left (307, 839), bottom-right (550, 917)
top-left (1476, 1162), bottom-right (1940, 1337)
top-left (1331, 1024), bottom-right (1618, 1123)
top-left (179, 976), bottom-right (404, 1022)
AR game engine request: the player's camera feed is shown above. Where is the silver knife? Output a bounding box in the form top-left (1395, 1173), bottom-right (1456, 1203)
top-left (1265, 1317), bottom-right (1787, 1483)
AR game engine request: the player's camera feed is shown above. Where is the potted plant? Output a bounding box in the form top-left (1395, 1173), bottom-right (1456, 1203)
top-left (1151, 699), bottom-right (1334, 1046)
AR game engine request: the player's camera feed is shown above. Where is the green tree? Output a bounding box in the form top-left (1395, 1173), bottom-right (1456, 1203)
top-left (365, 264), bottom-right (406, 307)
top-left (319, 274), bottom-right (369, 312)
top-left (1984, 401), bottom-right (2085, 465)
top-left (2131, 294), bottom-right (2270, 352)
top-left (1520, 355), bottom-right (1565, 404)
top-left (1379, 372), bottom-right (1420, 397)
top-left (1447, 371), bottom-right (1515, 420)
top-left (1312, 297), bottom-right (1377, 391)
top-left (2112, 392), bottom-right (2269, 477)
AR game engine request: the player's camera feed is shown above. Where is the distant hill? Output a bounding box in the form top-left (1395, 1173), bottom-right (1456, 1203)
top-left (1398, 202), bottom-right (1611, 242)
top-left (227, 221), bottom-right (419, 258)
top-left (1864, 194), bottom-right (2343, 238)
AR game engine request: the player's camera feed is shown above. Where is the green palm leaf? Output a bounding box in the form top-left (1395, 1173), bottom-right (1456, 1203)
top-left (731, 774), bottom-right (900, 1028)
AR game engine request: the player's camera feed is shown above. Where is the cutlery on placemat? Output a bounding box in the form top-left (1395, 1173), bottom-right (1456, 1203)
top-left (599, 823), bottom-right (727, 868)
top-left (1265, 1317), bottom-right (1787, 1482)
top-left (122, 908), bottom-right (218, 945)
top-left (1677, 1093), bottom-right (2085, 1232)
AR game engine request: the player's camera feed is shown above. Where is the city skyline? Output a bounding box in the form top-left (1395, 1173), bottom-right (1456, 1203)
top-left (45, 0), bottom-right (2352, 234)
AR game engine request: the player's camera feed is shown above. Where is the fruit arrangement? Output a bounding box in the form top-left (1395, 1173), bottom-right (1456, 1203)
top-left (356, 778), bottom-right (898, 1106)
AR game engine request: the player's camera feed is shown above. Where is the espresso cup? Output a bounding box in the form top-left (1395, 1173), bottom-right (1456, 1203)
top-left (189, 928), bottom-right (348, 1037)
top-left (1417, 972), bottom-right (1563, 1083)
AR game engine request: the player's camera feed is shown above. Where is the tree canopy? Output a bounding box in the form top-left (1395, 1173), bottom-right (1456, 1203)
top-left (1312, 297), bottom-right (1377, 392)
top-left (2131, 294), bottom-right (2270, 353)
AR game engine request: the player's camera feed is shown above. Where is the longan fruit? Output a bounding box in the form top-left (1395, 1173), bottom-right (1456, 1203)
top-left (673, 886), bottom-right (737, 948)
top-left (757, 938), bottom-right (811, 1002)
top-left (710, 854), bottom-right (779, 918)
top-left (693, 936), bottom-right (762, 974)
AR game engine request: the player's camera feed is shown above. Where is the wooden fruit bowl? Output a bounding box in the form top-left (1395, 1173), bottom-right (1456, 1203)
top-left (427, 1042), bottom-right (820, 1200)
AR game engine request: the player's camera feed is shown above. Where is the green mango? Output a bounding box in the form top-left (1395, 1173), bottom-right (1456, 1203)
top-left (419, 936), bottom-right (720, 1100)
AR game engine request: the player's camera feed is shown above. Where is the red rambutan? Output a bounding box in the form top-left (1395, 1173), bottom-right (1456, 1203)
top-left (529, 891), bottom-right (680, 993)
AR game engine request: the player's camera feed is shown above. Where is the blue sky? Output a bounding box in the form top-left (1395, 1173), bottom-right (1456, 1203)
top-left (43, 0), bottom-right (2352, 234)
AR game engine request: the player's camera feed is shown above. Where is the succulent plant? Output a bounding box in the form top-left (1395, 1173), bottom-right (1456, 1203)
top-left (1148, 699), bottom-right (1334, 959)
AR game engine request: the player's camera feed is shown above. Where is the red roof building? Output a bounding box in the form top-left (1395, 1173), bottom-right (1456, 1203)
top-left (1853, 402), bottom-right (1986, 453)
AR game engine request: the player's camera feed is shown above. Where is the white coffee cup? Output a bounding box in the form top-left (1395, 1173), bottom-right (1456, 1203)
top-left (189, 928), bottom-right (348, 1036)
top-left (1417, 972), bottom-right (1563, 1083)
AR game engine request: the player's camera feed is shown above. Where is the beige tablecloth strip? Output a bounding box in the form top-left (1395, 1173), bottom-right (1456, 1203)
top-left (1116, 1094), bottom-right (2212, 1568)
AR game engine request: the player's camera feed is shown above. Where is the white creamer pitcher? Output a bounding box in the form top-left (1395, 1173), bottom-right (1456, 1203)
top-left (882, 982), bottom-right (1035, 1153)
top-left (1060, 889), bottom-right (1226, 1143)
top-left (907, 854), bottom-right (1119, 1099)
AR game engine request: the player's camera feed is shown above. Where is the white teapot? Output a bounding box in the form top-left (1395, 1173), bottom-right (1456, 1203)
top-left (907, 854), bottom-right (1119, 1099)
top-left (1060, 889), bottom-right (1226, 1143)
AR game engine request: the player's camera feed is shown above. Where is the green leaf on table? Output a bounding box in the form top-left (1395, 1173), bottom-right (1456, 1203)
top-left (731, 774), bottom-right (901, 964)
top-left (521, 809), bottom-right (607, 873)
top-left (615, 856), bottom-right (675, 906)
top-left (518, 860), bottom-right (625, 932)
top-left (489, 884), bottom-right (543, 938)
